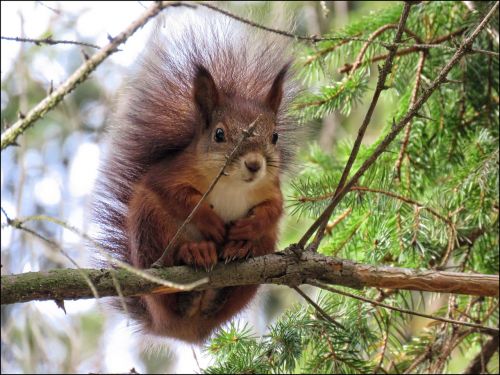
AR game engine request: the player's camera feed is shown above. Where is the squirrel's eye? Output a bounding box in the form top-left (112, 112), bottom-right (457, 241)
top-left (214, 128), bottom-right (225, 143)
top-left (272, 132), bottom-right (279, 145)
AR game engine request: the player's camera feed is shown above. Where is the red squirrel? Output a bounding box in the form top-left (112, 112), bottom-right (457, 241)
top-left (93, 16), bottom-right (298, 343)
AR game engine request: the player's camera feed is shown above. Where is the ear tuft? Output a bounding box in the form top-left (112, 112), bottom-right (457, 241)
top-left (265, 62), bottom-right (291, 114)
top-left (193, 65), bottom-right (219, 127)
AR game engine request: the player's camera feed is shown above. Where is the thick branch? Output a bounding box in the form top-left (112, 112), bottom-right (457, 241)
top-left (2, 251), bottom-right (498, 306)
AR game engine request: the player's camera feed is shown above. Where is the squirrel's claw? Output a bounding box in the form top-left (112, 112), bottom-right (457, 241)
top-left (177, 241), bottom-right (218, 270)
top-left (221, 240), bottom-right (254, 263)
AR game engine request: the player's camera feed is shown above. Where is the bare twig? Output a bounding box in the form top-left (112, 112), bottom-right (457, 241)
top-left (110, 269), bottom-right (130, 317)
top-left (0, 1), bottom-right (188, 150)
top-left (298, 185), bottom-right (451, 226)
top-left (4, 214), bottom-right (208, 291)
top-left (292, 286), bottom-right (345, 329)
top-left (404, 349), bottom-right (431, 374)
top-left (338, 28), bottom-right (465, 74)
top-left (199, 2), bottom-right (312, 41)
top-left (307, 279), bottom-right (499, 335)
top-left (349, 23), bottom-right (422, 75)
top-left (325, 207), bottom-right (352, 235)
top-left (395, 50), bottom-right (427, 181)
top-left (200, 1), bottom-right (498, 58)
top-left (152, 116), bottom-right (261, 267)
top-left (297, 1), bottom-right (499, 251)
top-left (462, 1), bottom-right (499, 46)
top-left (305, 2), bottom-right (414, 252)
top-left (1, 35), bottom-right (100, 49)
top-left (374, 315), bottom-right (391, 373)
top-left (36, 1), bottom-right (61, 14)
top-left (15, 224), bottom-right (101, 301)
top-left (439, 223), bottom-right (458, 269)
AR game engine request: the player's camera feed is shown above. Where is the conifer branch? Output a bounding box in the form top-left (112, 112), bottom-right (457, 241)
top-left (298, 185), bottom-right (451, 226)
top-left (338, 28), bottom-right (465, 74)
top-left (307, 279), bottom-right (498, 335)
top-left (306, 2), bottom-right (415, 252)
top-left (292, 286), bottom-right (345, 330)
top-left (298, 1), bottom-right (499, 251)
top-left (201, 1), bottom-right (498, 58)
top-left (394, 50), bottom-right (427, 181)
top-left (349, 24), bottom-right (422, 75)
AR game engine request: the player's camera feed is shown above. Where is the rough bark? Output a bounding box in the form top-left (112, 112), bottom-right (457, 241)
top-left (2, 251), bottom-right (498, 305)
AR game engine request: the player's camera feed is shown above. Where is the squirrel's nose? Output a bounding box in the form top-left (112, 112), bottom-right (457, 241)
top-left (245, 160), bottom-right (261, 173)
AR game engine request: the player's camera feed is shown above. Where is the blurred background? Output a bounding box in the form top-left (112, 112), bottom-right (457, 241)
top-left (2, 1), bottom-right (408, 373)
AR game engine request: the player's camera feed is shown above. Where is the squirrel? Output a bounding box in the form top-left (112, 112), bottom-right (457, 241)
top-left (93, 14), bottom-right (298, 343)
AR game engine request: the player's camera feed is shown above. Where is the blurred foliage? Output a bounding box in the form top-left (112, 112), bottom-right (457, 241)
top-left (1, 1), bottom-right (498, 374)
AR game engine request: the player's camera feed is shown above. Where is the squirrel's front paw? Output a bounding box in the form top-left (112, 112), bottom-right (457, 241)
top-left (196, 210), bottom-right (226, 244)
top-left (221, 240), bottom-right (254, 263)
top-left (228, 216), bottom-right (263, 241)
top-left (177, 241), bottom-right (218, 271)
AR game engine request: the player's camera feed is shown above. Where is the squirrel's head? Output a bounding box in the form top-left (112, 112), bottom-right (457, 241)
top-left (191, 63), bottom-right (290, 185)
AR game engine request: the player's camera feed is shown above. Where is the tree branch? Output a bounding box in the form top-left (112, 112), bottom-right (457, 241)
top-left (394, 50), bottom-right (427, 181)
top-left (201, 2), bottom-right (498, 57)
top-left (0, 1), bottom-right (189, 150)
top-left (2, 251), bottom-right (498, 307)
top-left (462, 1), bottom-right (499, 46)
top-left (1, 35), bottom-right (100, 49)
top-left (297, 1), bottom-right (499, 251)
top-left (338, 27), bottom-right (466, 74)
top-left (303, 2), bottom-right (415, 251)
top-left (463, 332), bottom-right (499, 373)
top-left (307, 279), bottom-right (498, 335)
top-left (292, 286), bottom-right (345, 330)
top-left (298, 185), bottom-right (451, 226)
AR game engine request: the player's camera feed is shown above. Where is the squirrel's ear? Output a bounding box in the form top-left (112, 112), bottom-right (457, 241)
top-left (265, 62), bottom-right (290, 114)
top-left (193, 65), bottom-right (219, 127)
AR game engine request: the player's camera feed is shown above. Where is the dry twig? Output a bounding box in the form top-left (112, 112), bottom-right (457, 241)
top-left (1, 35), bottom-right (100, 49)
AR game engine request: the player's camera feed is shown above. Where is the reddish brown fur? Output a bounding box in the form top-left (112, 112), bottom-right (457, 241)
top-left (127, 147), bottom-right (283, 342)
top-left (93, 14), bottom-right (298, 343)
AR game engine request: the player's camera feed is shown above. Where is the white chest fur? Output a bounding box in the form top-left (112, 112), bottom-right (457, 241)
top-left (207, 178), bottom-right (259, 223)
